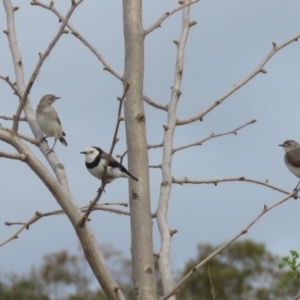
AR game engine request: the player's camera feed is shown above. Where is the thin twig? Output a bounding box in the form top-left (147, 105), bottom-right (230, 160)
top-left (173, 176), bottom-right (290, 195)
top-left (1, 202), bottom-right (130, 248)
top-left (0, 115), bottom-right (26, 121)
top-left (177, 34), bottom-right (300, 125)
top-left (173, 119), bottom-right (256, 153)
top-left (2, 201), bottom-right (157, 248)
top-left (143, 95), bottom-right (167, 111)
top-left (117, 142), bottom-right (163, 164)
top-left (79, 83), bottom-right (130, 227)
top-left (160, 191), bottom-right (296, 300)
top-left (0, 75), bottom-right (21, 97)
top-left (11, 0), bottom-right (83, 133)
top-left (145, 0), bottom-right (199, 35)
top-left (208, 266), bottom-right (216, 300)
top-left (31, 0), bottom-right (122, 80)
top-left (31, 0), bottom-right (164, 111)
top-left (0, 150), bottom-right (26, 161)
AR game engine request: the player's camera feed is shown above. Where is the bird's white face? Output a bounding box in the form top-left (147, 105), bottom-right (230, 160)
top-left (81, 147), bottom-right (99, 162)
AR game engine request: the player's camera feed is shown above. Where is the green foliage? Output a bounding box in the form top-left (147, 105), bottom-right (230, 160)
top-left (0, 275), bottom-right (49, 300)
top-left (177, 240), bottom-right (299, 300)
top-left (278, 250), bottom-right (300, 285)
top-left (0, 240), bottom-right (299, 300)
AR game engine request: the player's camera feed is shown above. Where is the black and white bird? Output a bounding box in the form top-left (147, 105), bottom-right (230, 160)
top-left (80, 147), bottom-right (138, 183)
top-left (36, 94), bottom-right (68, 152)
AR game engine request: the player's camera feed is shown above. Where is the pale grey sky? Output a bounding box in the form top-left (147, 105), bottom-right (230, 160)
top-left (1, 0), bottom-right (300, 281)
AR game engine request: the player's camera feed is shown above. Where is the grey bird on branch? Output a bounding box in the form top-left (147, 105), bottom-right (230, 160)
top-left (36, 94), bottom-right (68, 152)
top-left (279, 139), bottom-right (300, 197)
top-left (80, 146), bottom-right (138, 183)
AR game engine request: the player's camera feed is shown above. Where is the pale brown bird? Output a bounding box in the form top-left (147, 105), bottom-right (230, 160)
top-left (36, 94), bottom-right (67, 152)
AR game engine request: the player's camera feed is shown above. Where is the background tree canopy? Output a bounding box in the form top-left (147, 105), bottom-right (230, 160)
top-left (0, 240), bottom-right (298, 300)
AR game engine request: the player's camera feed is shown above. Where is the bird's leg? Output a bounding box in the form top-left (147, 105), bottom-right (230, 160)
top-left (97, 186), bottom-right (106, 193)
top-left (38, 135), bottom-right (49, 146)
top-left (97, 178), bottom-right (112, 193)
top-left (293, 180), bottom-right (300, 199)
top-left (46, 138), bottom-right (57, 156)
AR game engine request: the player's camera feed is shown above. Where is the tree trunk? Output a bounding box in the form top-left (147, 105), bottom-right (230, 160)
top-left (122, 0), bottom-right (157, 299)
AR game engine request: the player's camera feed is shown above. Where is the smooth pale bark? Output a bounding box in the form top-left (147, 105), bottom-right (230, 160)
top-left (122, 0), bottom-right (157, 299)
top-left (2, 1), bottom-right (126, 299)
top-left (156, 1), bottom-right (191, 299)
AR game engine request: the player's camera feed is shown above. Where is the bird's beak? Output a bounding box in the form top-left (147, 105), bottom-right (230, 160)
top-left (278, 144), bottom-right (284, 147)
top-left (55, 96), bottom-right (61, 100)
top-left (80, 151), bottom-right (86, 154)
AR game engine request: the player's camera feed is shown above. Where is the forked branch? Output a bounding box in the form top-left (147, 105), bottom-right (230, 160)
top-left (0, 75), bottom-right (20, 97)
top-left (177, 33), bottom-right (300, 125)
top-left (157, 1), bottom-right (193, 296)
top-left (173, 119), bottom-right (256, 153)
top-left (9, 0), bottom-right (83, 133)
top-left (1, 202), bottom-right (130, 248)
top-left (31, 0), bottom-right (123, 80)
top-left (145, 0), bottom-right (199, 35)
top-left (0, 124), bottom-right (39, 145)
top-left (173, 176), bottom-right (290, 195)
top-left (31, 0), bottom-right (164, 111)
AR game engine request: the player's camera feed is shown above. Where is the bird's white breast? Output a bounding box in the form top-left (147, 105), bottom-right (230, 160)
top-left (36, 109), bottom-right (62, 138)
top-left (87, 158), bottom-right (124, 181)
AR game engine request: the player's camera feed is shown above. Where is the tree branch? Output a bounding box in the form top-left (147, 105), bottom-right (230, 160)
top-left (0, 115), bottom-right (26, 121)
top-left (117, 141), bottom-right (163, 164)
top-left (79, 83), bottom-right (130, 227)
top-left (294, 292), bottom-right (300, 300)
top-left (173, 119), bottom-right (256, 153)
top-left (0, 149), bottom-right (26, 161)
top-left (144, 0), bottom-right (199, 35)
top-left (9, 0), bottom-right (82, 133)
top-left (157, 1), bottom-right (193, 297)
top-left (149, 164), bottom-right (162, 169)
top-left (1, 202), bottom-right (130, 248)
top-left (0, 74), bottom-right (21, 97)
top-left (143, 94), bottom-right (167, 111)
top-left (160, 191), bottom-right (296, 300)
top-left (0, 124), bottom-right (38, 145)
top-left (31, 0), bottom-right (123, 80)
top-left (31, 0), bottom-right (163, 112)
top-left (2, 2), bottom-right (127, 298)
top-left (177, 34), bottom-right (300, 125)
top-left (173, 176), bottom-right (290, 195)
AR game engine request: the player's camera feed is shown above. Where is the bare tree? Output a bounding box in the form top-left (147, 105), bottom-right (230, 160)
top-left (1, 1), bottom-right (300, 300)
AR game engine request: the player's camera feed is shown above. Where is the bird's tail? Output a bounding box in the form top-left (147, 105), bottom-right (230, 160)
top-left (131, 175), bottom-right (139, 181)
top-left (128, 173), bottom-right (138, 181)
top-left (59, 136), bottom-right (68, 146)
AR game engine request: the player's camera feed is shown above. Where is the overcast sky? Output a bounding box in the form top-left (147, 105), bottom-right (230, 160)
top-left (1, 0), bottom-right (300, 284)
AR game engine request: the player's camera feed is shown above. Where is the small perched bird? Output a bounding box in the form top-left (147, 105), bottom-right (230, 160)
top-left (279, 139), bottom-right (300, 195)
top-left (80, 146), bottom-right (138, 183)
top-left (36, 94), bottom-right (68, 152)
